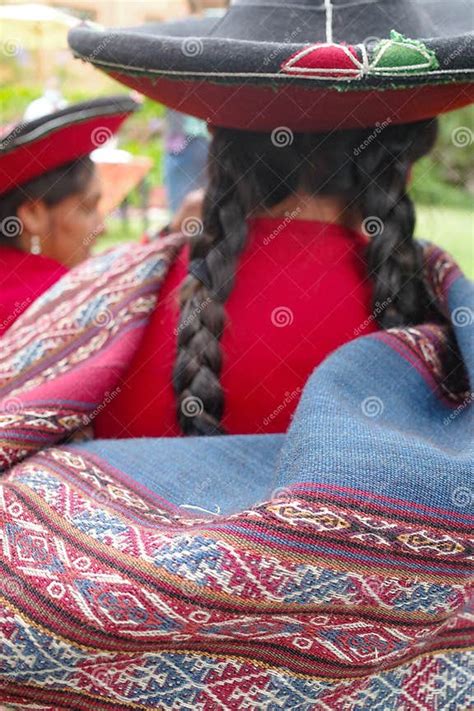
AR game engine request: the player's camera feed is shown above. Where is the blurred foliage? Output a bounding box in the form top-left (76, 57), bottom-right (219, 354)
top-left (0, 84), bottom-right (165, 131)
top-left (99, 215), bottom-right (143, 250)
top-left (410, 106), bottom-right (474, 210)
top-left (120, 98), bottom-right (166, 188)
top-left (0, 84), bottom-right (42, 116)
top-left (415, 205), bottom-right (473, 278)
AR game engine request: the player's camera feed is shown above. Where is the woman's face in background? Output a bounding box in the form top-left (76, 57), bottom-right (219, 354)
top-left (17, 164), bottom-right (105, 268)
top-left (44, 167), bottom-right (105, 267)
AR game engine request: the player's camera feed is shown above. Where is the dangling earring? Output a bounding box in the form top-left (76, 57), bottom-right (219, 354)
top-left (30, 235), bottom-right (41, 255)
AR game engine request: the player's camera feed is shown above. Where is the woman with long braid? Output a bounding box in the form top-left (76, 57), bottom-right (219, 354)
top-left (1, 4), bottom-right (472, 704)
top-left (172, 121), bottom-right (443, 435)
top-left (90, 118), bottom-right (455, 438)
top-left (68, 0), bottom-right (473, 438)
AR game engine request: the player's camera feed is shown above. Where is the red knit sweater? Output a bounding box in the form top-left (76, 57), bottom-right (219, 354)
top-left (94, 217), bottom-right (378, 437)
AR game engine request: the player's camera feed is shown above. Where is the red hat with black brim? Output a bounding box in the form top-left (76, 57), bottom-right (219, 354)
top-left (0, 95), bottom-right (139, 197)
top-left (68, 1), bottom-right (474, 133)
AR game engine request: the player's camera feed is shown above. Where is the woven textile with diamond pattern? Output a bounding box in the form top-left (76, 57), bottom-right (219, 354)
top-left (0, 238), bottom-right (472, 709)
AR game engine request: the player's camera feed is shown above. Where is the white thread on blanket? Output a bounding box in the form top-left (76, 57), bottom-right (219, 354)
top-left (180, 503), bottom-right (222, 515)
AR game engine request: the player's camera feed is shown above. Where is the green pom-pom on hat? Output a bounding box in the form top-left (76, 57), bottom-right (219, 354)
top-left (371, 30), bottom-right (440, 74)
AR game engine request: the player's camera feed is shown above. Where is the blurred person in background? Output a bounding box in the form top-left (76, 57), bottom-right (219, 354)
top-left (0, 96), bottom-right (138, 336)
top-left (23, 77), bottom-right (68, 122)
top-left (163, 109), bottom-right (209, 213)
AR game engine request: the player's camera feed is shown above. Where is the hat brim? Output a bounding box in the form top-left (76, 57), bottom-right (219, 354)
top-left (0, 96), bottom-right (138, 196)
top-left (68, 14), bottom-right (474, 132)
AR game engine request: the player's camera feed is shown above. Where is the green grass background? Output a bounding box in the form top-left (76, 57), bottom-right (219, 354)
top-left (416, 205), bottom-right (473, 278)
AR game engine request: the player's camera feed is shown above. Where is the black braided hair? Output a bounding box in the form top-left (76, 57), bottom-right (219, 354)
top-left (173, 119), bottom-right (446, 436)
top-left (354, 122), bottom-right (440, 327)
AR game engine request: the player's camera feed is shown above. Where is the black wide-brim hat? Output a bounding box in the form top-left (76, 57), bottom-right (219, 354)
top-left (68, 1), bottom-right (474, 132)
top-left (0, 96), bottom-right (138, 197)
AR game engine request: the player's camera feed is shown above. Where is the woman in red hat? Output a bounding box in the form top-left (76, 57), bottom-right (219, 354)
top-left (66, 0), bottom-right (473, 439)
top-left (0, 96), bottom-right (138, 336)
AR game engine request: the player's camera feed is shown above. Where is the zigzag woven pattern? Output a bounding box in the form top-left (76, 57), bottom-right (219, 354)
top-left (0, 240), bottom-right (472, 708)
top-left (0, 236), bottom-right (183, 470)
top-left (0, 446), bottom-right (472, 709)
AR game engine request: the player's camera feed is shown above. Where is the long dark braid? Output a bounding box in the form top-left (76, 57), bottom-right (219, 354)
top-left (173, 119), bottom-right (448, 435)
top-left (173, 135), bottom-right (248, 435)
top-left (355, 121), bottom-right (464, 391)
top-left (173, 129), bottom-right (308, 435)
top-left (355, 121), bottom-right (439, 327)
